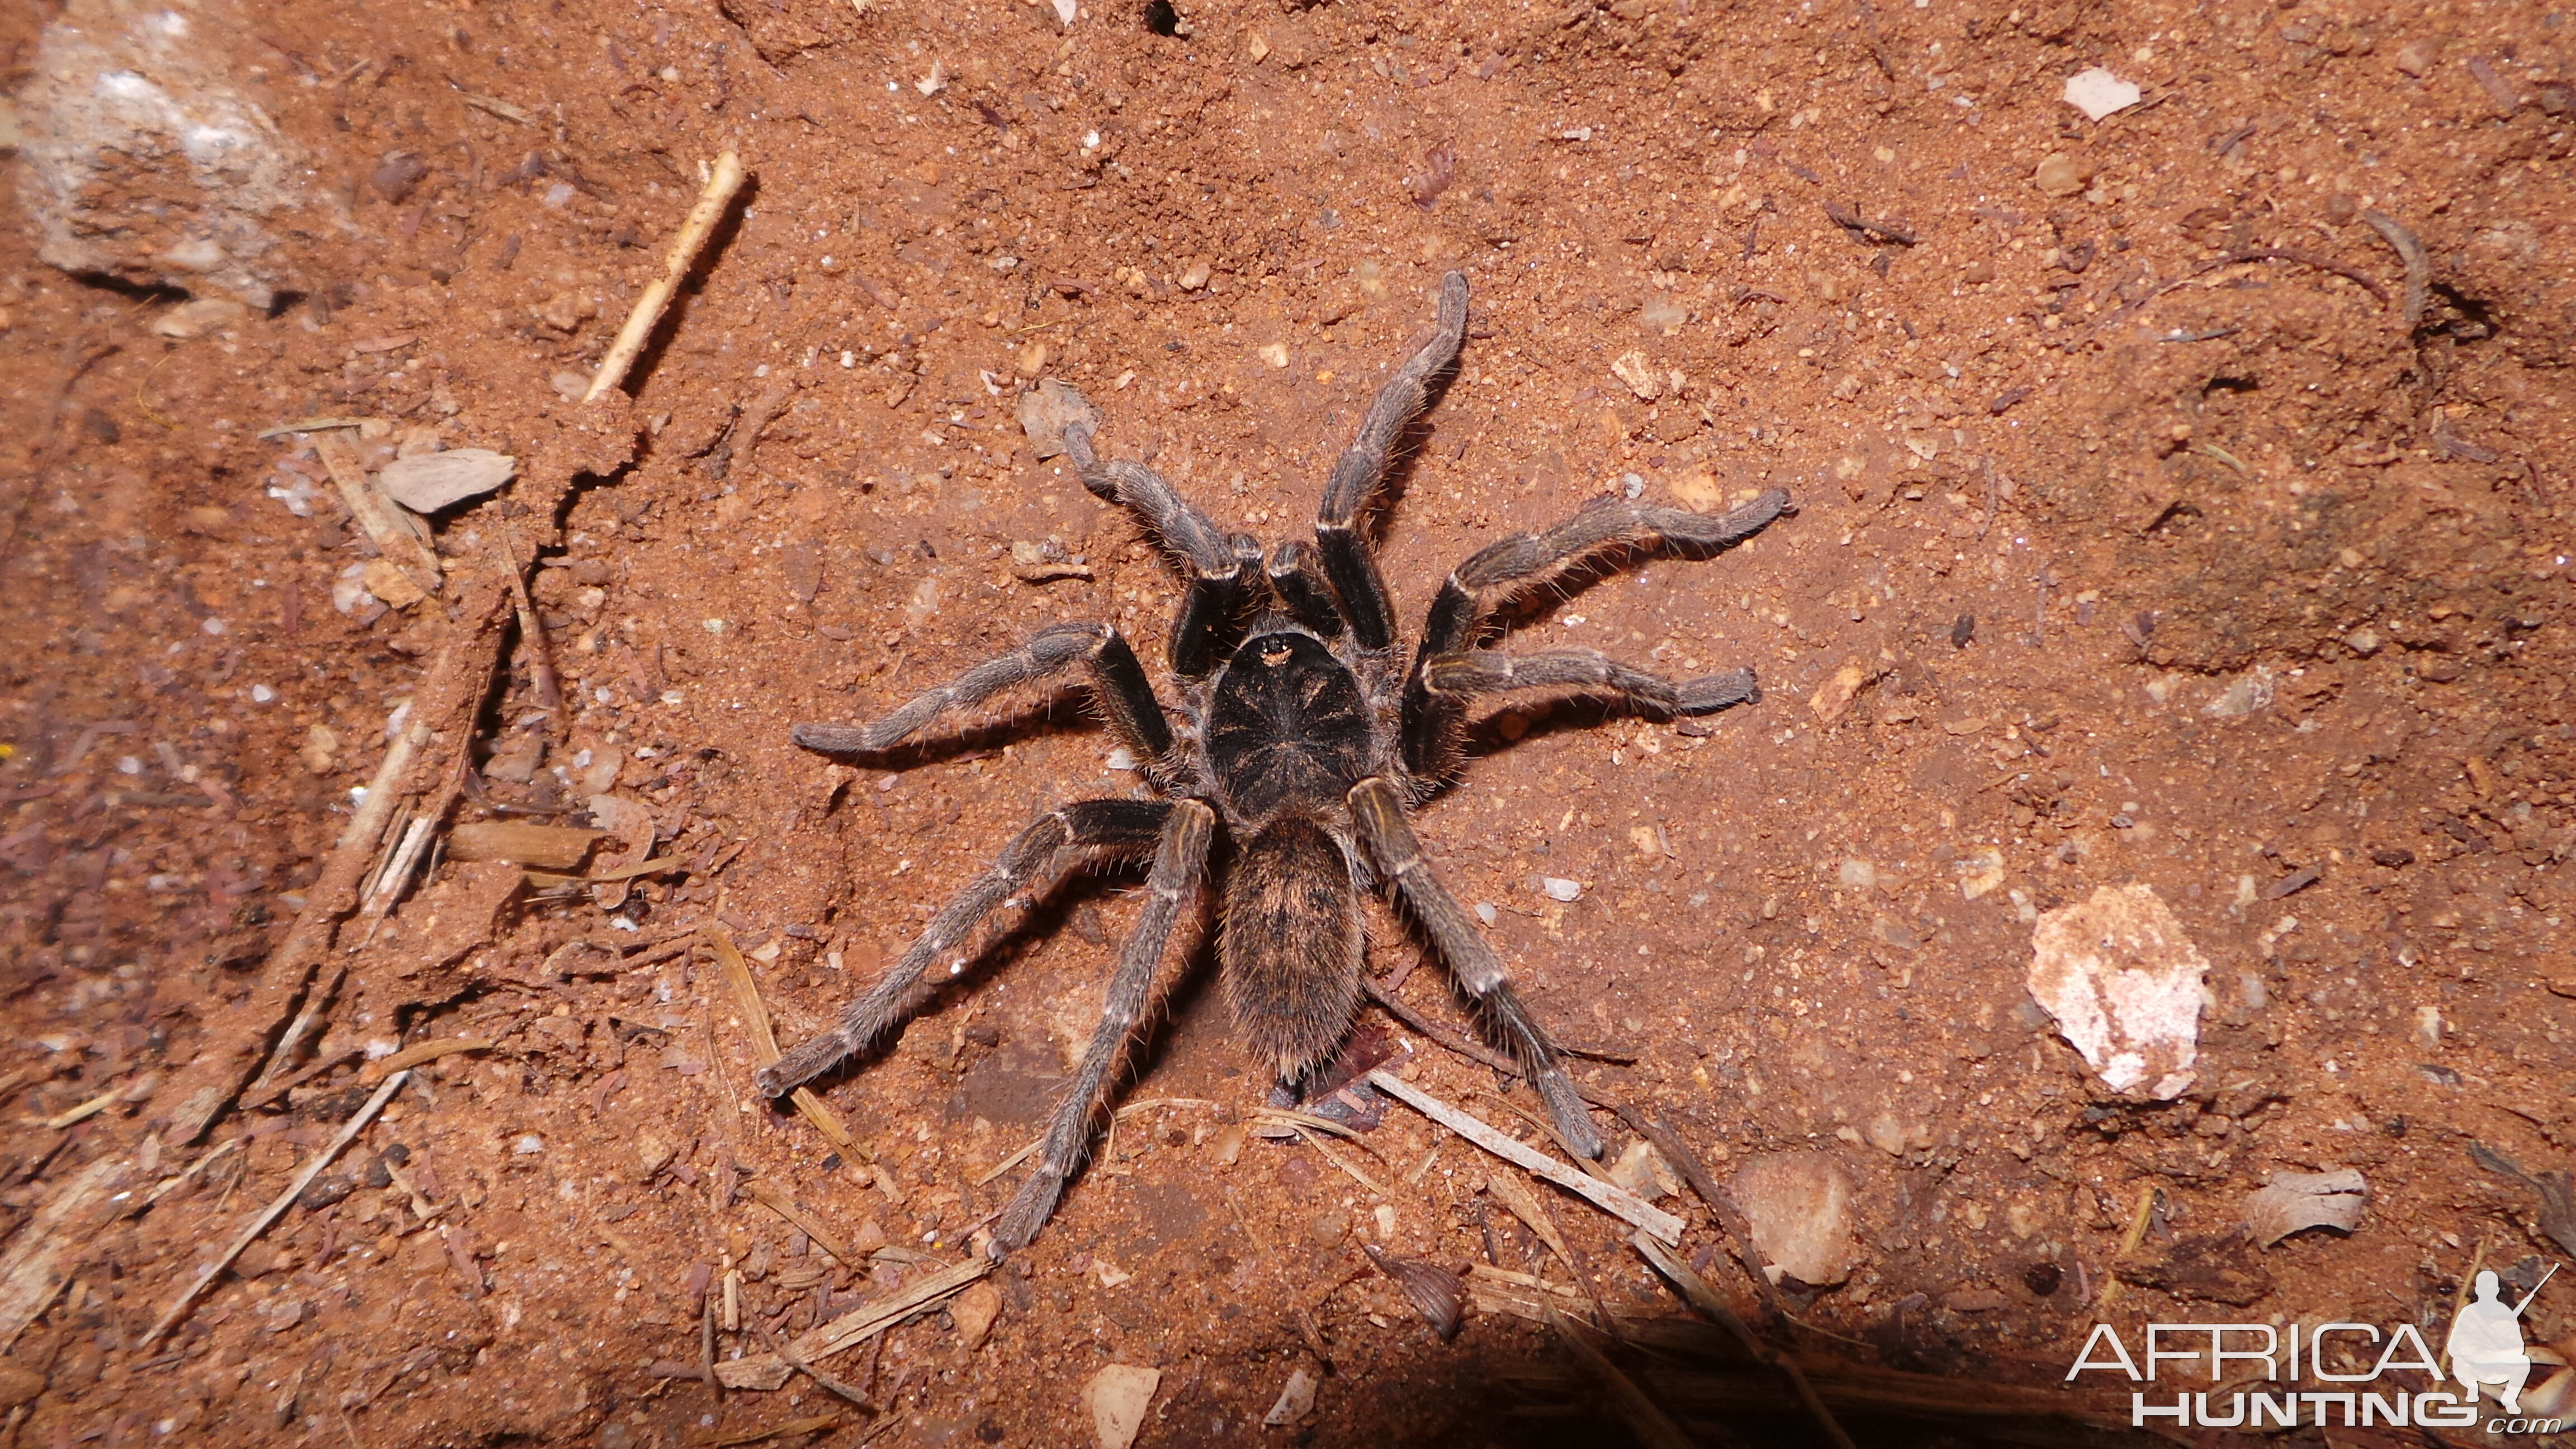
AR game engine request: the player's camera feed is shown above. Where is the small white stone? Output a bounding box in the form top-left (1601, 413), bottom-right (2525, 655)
top-left (512, 1134), bottom-right (545, 1155)
top-left (2062, 66), bottom-right (2142, 121)
top-left (1475, 902), bottom-right (1498, 926)
top-left (1540, 877), bottom-right (1583, 903)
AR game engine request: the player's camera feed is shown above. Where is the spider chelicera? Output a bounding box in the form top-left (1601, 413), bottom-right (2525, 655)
top-left (763, 272), bottom-right (1790, 1253)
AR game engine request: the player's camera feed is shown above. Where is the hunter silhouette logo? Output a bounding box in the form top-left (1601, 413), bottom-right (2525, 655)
top-left (2449, 1266), bottom-right (2555, 1414)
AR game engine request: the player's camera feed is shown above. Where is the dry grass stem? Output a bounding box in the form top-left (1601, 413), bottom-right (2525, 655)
top-left (705, 1414), bottom-right (842, 1447)
top-left (715, 1256), bottom-right (992, 1390)
top-left (311, 430), bottom-right (443, 595)
top-left (41, 1087), bottom-right (120, 1130)
top-left (707, 927), bottom-right (865, 1161)
top-left (1365, 1069), bottom-right (1683, 1244)
top-left (1290, 1126), bottom-right (1390, 1199)
top-left (141, 1069), bottom-right (410, 1349)
top-left (1540, 1294), bottom-right (1694, 1449)
top-left (1632, 1232), bottom-right (1858, 1449)
top-left (742, 1178), bottom-right (865, 1271)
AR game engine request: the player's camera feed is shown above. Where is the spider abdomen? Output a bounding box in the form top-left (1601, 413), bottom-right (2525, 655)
top-left (1203, 628), bottom-right (1372, 826)
top-left (1220, 815), bottom-right (1364, 1082)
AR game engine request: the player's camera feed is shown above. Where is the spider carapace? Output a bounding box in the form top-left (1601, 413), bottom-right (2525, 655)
top-left (765, 272), bottom-right (1790, 1254)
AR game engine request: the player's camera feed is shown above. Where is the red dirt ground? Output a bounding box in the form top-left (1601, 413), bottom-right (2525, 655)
top-left (2, 0), bottom-right (2571, 1444)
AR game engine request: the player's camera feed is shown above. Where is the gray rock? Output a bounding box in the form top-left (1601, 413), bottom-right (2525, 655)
top-left (16, 0), bottom-right (309, 304)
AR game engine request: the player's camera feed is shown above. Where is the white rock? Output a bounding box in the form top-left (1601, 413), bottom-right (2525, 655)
top-left (18, 0), bottom-right (306, 304)
top-left (1540, 877), bottom-right (1583, 903)
top-left (1730, 1153), bottom-right (1856, 1287)
top-left (2062, 66), bottom-right (2143, 121)
top-left (378, 449), bottom-right (517, 512)
top-left (152, 296), bottom-right (249, 338)
top-left (2201, 666), bottom-right (2276, 718)
top-left (1261, 1366), bottom-right (1316, 1427)
top-left (2026, 884), bottom-right (2207, 1099)
top-left (1082, 1364), bottom-right (1160, 1449)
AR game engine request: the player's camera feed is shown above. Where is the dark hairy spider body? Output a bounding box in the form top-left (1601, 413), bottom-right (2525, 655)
top-left (766, 272), bottom-right (1789, 1253)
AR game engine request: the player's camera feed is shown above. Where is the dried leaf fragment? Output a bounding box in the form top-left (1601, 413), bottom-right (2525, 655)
top-left (1363, 1244), bottom-right (1465, 1341)
top-left (378, 449), bottom-right (517, 513)
top-left (2062, 66), bottom-right (2142, 121)
top-left (2244, 1169), bottom-right (2367, 1247)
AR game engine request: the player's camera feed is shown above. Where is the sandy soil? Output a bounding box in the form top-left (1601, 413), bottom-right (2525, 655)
top-left (2, 0), bottom-right (2572, 1443)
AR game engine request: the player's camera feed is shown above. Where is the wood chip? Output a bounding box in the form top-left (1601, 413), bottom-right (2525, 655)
top-left (446, 821), bottom-right (604, 869)
top-left (312, 432), bottom-right (442, 597)
top-left (0, 1156), bottom-right (130, 1349)
top-left (359, 1038), bottom-right (496, 1085)
top-left (1365, 1069), bottom-right (1684, 1244)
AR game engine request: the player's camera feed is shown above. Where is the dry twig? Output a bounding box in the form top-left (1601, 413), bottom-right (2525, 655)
top-left (358, 1037), bottom-right (497, 1084)
top-left (586, 151), bottom-right (749, 402)
top-left (2361, 208), bottom-right (2431, 329)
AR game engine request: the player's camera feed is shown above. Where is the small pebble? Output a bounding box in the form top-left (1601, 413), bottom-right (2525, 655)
top-left (1540, 877), bottom-right (1582, 903)
top-left (1474, 902), bottom-right (1498, 926)
top-left (512, 1134), bottom-right (544, 1155)
top-left (2033, 153), bottom-right (2090, 197)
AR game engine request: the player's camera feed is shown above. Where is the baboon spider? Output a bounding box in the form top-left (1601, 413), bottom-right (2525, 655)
top-left (765, 272), bottom-right (1790, 1253)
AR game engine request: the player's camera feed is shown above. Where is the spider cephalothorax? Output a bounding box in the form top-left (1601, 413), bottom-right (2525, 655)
top-left (763, 273), bottom-right (1788, 1252)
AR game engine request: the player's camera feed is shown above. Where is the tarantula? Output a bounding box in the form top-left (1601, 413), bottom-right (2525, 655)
top-left (763, 272), bottom-right (1789, 1253)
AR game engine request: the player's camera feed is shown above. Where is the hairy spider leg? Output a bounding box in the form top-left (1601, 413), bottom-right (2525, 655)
top-left (1400, 488), bottom-right (1792, 780)
top-left (1061, 429), bottom-right (1248, 680)
top-left (788, 620), bottom-right (1175, 772)
top-left (755, 798), bottom-right (1175, 1099)
top-left (1314, 269), bottom-right (1471, 655)
top-left (1418, 648), bottom-right (1760, 718)
top-left (1346, 776), bottom-right (1606, 1161)
top-left (995, 799), bottom-right (1214, 1251)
